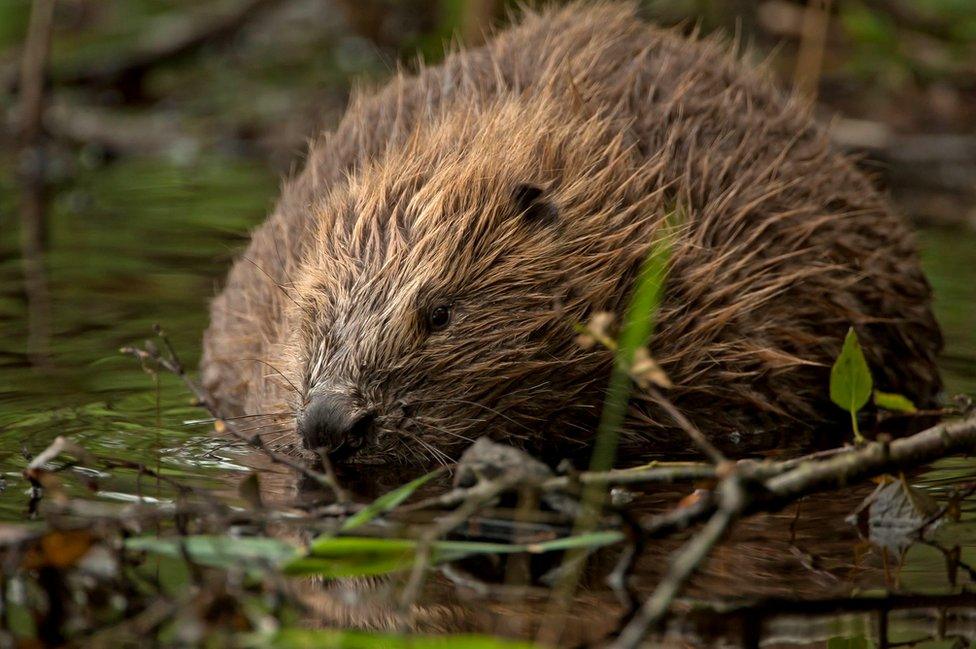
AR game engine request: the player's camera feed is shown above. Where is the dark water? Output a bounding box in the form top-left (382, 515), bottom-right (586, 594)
top-left (0, 156), bottom-right (277, 517)
top-left (1, 154), bottom-right (975, 646)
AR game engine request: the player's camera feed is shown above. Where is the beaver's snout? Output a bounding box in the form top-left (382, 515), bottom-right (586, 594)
top-left (298, 394), bottom-right (375, 458)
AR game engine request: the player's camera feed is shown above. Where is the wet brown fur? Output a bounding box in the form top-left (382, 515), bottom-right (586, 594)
top-left (201, 2), bottom-right (942, 466)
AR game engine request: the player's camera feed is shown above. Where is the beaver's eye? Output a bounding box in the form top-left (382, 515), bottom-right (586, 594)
top-left (428, 304), bottom-right (452, 331)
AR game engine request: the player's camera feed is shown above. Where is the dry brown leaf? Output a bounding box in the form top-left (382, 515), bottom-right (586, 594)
top-left (629, 346), bottom-right (672, 389)
top-left (575, 311), bottom-right (616, 350)
top-left (23, 530), bottom-right (94, 569)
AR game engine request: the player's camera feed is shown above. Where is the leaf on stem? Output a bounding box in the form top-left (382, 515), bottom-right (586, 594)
top-left (829, 327), bottom-right (873, 442)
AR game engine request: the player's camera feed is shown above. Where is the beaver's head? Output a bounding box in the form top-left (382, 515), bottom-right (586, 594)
top-left (287, 98), bottom-right (666, 465)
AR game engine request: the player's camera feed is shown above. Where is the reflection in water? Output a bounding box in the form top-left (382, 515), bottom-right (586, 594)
top-left (0, 156), bottom-right (974, 646)
top-left (14, 0), bottom-right (55, 369)
top-left (17, 153), bottom-right (52, 369)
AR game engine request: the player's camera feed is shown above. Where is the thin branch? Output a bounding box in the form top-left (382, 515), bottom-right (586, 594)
top-left (762, 415), bottom-right (976, 504)
top-left (636, 413), bottom-right (976, 540)
top-left (315, 448), bottom-right (350, 504)
top-left (17, 0), bottom-right (55, 144)
top-left (610, 476), bottom-right (745, 648)
top-left (540, 461), bottom-right (717, 491)
top-left (646, 385), bottom-right (726, 465)
top-left (119, 327), bottom-right (339, 500)
top-left (691, 590), bottom-right (976, 619)
top-left (792, 0), bottom-right (833, 103)
top-left (915, 481), bottom-right (976, 538)
top-left (396, 476), bottom-right (520, 626)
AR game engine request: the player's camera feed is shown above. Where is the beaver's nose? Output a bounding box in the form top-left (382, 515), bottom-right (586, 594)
top-left (298, 395), bottom-right (374, 456)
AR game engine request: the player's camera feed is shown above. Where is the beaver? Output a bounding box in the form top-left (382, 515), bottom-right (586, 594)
top-left (201, 1), bottom-right (942, 467)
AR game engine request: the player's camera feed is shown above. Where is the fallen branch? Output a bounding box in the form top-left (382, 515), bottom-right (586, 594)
top-left (763, 415), bottom-right (976, 505)
top-left (44, 99), bottom-right (196, 157)
top-left (539, 462), bottom-right (717, 491)
top-left (608, 412), bottom-right (976, 646)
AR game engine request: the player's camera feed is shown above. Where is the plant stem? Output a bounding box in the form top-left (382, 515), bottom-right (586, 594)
top-left (851, 398), bottom-right (864, 444)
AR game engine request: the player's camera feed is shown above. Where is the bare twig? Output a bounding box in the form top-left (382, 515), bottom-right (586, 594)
top-left (539, 461), bottom-right (716, 491)
top-left (915, 481), bottom-right (976, 538)
top-left (25, 436), bottom-right (96, 474)
top-left (16, 0), bottom-right (54, 144)
top-left (43, 99), bottom-right (196, 157)
top-left (398, 478), bottom-right (511, 514)
top-left (637, 413), bottom-right (976, 540)
top-left (459, 0), bottom-right (501, 46)
top-left (315, 449), bottom-right (350, 504)
top-left (120, 327), bottom-right (338, 499)
top-left (646, 386), bottom-right (726, 465)
top-left (689, 590), bottom-right (976, 620)
top-left (610, 477), bottom-right (745, 648)
top-left (396, 475), bottom-right (519, 627)
top-left (762, 415), bottom-right (976, 504)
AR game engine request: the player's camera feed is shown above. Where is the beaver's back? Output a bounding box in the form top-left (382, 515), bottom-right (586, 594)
top-left (202, 2), bottom-right (941, 453)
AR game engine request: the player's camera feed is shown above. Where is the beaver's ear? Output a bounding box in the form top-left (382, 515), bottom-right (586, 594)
top-left (512, 183), bottom-right (558, 225)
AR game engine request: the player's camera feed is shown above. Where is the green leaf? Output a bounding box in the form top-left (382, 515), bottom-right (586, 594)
top-left (873, 390), bottom-right (917, 413)
top-left (617, 228), bottom-right (674, 367)
top-left (590, 220), bottom-right (677, 474)
top-left (125, 535), bottom-right (299, 570)
top-left (260, 627), bottom-right (536, 649)
top-left (523, 530), bottom-right (625, 554)
top-left (284, 536), bottom-right (418, 577)
top-left (284, 532), bottom-right (624, 578)
top-left (435, 530), bottom-right (625, 561)
top-left (830, 327), bottom-right (873, 442)
top-left (283, 552), bottom-right (416, 579)
top-left (341, 469), bottom-right (441, 531)
top-left (306, 535), bottom-right (418, 558)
